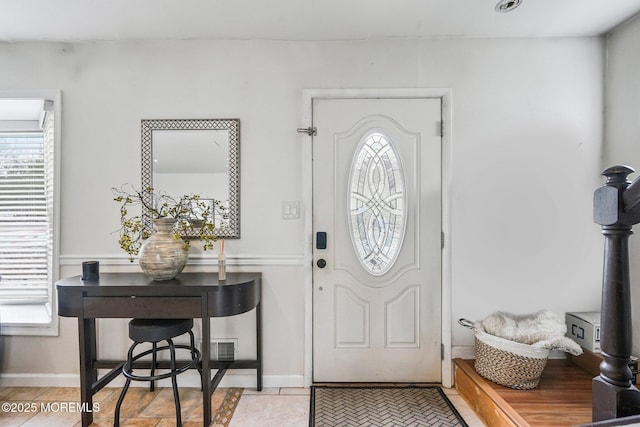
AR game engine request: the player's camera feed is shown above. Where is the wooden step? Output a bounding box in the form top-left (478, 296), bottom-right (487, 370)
top-left (454, 358), bottom-right (593, 427)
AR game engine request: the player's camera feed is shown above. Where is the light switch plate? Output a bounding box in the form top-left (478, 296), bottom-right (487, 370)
top-left (282, 200), bottom-right (300, 219)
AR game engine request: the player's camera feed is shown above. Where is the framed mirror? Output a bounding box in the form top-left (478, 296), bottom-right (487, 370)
top-left (141, 118), bottom-right (240, 239)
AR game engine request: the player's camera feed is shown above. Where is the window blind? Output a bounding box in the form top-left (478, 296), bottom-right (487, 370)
top-left (0, 124), bottom-right (52, 304)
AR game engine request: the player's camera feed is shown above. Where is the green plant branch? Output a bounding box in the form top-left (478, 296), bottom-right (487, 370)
top-left (112, 184), bottom-right (221, 261)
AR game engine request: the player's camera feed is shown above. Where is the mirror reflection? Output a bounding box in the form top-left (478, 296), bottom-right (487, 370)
top-left (153, 129), bottom-right (229, 201)
top-left (141, 119), bottom-right (240, 239)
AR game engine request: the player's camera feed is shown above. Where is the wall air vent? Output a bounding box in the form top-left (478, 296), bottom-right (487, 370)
top-left (210, 339), bottom-right (238, 361)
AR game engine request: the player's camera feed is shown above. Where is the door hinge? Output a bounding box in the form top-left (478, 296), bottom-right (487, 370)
top-left (441, 231), bottom-right (445, 249)
top-left (441, 343), bottom-right (445, 360)
top-left (297, 126), bottom-right (317, 136)
top-left (437, 121), bottom-right (444, 137)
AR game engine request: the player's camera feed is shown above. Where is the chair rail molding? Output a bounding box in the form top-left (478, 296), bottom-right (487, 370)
top-left (60, 254), bottom-right (304, 267)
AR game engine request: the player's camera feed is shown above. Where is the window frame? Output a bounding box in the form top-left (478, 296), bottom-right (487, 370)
top-left (0, 90), bottom-right (61, 336)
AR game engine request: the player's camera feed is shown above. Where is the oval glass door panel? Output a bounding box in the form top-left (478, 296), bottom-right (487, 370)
top-left (348, 132), bottom-right (406, 276)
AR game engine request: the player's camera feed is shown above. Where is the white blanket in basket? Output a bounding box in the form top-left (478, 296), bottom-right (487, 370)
top-left (477, 310), bottom-right (583, 356)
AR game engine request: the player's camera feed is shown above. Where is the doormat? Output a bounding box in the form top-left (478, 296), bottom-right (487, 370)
top-left (310, 385), bottom-right (469, 427)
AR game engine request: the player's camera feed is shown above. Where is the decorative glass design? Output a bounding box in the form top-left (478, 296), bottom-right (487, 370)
top-left (349, 132), bottom-right (406, 275)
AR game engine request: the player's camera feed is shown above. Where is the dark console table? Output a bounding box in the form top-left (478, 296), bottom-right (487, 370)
top-left (56, 272), bottom-right (262, 427)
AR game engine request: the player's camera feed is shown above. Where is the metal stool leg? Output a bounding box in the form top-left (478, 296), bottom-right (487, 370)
top-left (114, 342), bottom-right (138, 427)
top-left (114, 377), bottom-right (131, 427)
top-left (167, 338), bottom-right (182, 427)
top-left (188, 330), bottom-right (204, 391)
top-left (150, 341), bottom-right (157, 392)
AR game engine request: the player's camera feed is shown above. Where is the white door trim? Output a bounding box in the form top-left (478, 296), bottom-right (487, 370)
top-left (301, 88), bottom-right (453, 387)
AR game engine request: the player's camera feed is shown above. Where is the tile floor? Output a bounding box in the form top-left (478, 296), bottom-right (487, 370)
top-left (0, 385), bottom-right (486, 426)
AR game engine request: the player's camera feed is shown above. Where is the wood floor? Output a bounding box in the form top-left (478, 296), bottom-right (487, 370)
top-left (454, 358), bottom-right (594, 427)
top-left (0, 386), bottom-right (243, 426)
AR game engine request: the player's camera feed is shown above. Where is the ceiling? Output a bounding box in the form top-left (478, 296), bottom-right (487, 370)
top-left (1, 0), bottom-right (640, 42)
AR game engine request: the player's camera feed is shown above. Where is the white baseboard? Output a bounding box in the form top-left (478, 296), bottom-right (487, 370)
top-left (0, 372), bottom-right (305, 389)
top-left (452, 345), bottom-right (475, 360)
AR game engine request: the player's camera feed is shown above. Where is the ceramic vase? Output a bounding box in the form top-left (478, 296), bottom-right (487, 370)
top-left (139, 218), bottom-right (188, 281)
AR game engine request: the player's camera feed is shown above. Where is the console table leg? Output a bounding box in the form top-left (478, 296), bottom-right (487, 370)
top-left (256, 301), bottom-right (262, 391)
top-left (78, 318), bottom-right (96, 427)
top-left (202, 299), bottom-right (212, 426)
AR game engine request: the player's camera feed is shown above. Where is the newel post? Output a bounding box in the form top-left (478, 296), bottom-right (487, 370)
top-left (592, 165), bottom-right (640, 421)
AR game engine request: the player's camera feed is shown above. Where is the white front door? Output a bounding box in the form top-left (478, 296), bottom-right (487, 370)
top-left (312, 97), bottom-right (442, 382)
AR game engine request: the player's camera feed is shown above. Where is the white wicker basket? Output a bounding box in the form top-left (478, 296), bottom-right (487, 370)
top-left (459, 318), bottom-right (550, 390)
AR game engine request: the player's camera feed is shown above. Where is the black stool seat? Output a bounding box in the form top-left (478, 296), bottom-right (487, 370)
top-left (129, 318), bottom-right (194, 343)
top-left (114, 318), bottom-right (201, 427)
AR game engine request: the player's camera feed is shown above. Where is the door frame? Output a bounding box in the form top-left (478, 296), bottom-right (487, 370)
top-left (301, 88), bottom-right (453, 387)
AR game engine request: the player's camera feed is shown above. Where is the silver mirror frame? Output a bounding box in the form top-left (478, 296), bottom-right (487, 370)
top-left (141, 118), bottom-right (240, 239)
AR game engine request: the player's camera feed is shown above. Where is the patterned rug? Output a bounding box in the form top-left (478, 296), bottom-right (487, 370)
top-left (310, 385), bottom-right (469, 427)
top-left (213, 387), bottom-right (243, 426)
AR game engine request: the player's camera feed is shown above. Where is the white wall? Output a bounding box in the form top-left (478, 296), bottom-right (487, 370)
top-left (439, 38), bottom-right (605, 347)
top-left (604, 15), bottom-right (640, 356)
top-left (0, 37), bottom-right (605, 383)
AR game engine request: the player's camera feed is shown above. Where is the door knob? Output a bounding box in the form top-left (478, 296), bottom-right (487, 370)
top-left (316, 259), bottom-right (327, 268)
